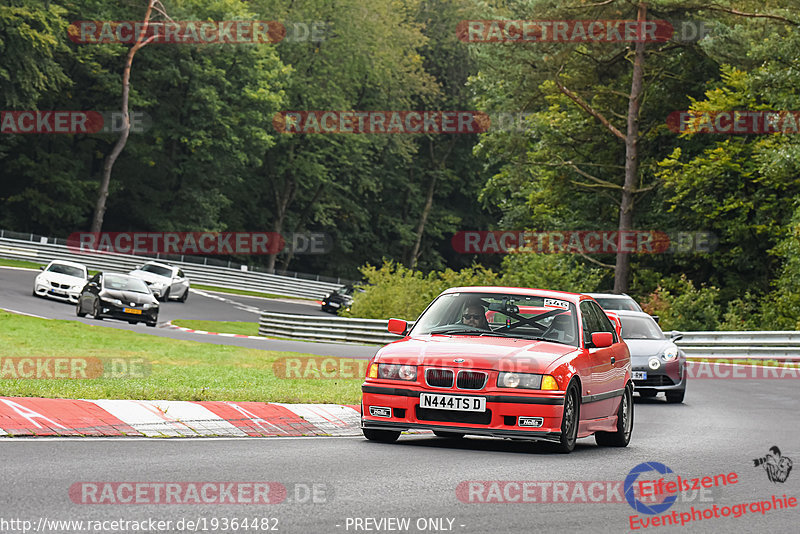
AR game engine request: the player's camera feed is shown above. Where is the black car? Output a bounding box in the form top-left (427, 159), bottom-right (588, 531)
top-left (76, 272), bottom-right (159, 327)
top-left (321, 285), bottom-right (363, 314)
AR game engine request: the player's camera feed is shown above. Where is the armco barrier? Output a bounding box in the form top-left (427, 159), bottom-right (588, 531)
top-left (0, 232), bottom-right (347, 300)
top-left (259, 312), bottom-right (415, 345)
top-left (259, 312), bottom-right (800, 357)
top-left (677, 331), bottom-right (800, 359)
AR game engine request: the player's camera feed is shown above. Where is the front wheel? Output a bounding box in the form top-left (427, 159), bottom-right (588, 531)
top-left (92, 300), bottom-right (103, 320)
top-left (146, 322), bottom-right (156, 328)
top-left (162, 288), bottom-right (170, 301)
top-left (179, 287), bottom-right (188, 303)
top-left (363, 428), bottom-right (400, 443)
top-left (596, 383), bottom-right (634, 447)
top-left (552, 381), bottom-right (580, 453)
top-left (76, 302), bottom-right (87, 317)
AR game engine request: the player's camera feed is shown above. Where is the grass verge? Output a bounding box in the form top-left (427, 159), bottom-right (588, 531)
top-left (0, 258), bottom-right (43, 269)
top-left (0, 311), bottom-right (362, 404)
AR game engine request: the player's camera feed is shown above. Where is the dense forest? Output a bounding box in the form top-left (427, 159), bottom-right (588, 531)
top-left (2, 0), bottom-right (799, 329)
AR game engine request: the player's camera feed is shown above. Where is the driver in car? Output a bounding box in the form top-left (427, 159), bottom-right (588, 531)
top-left (461, 304), bottom-right (490, 330)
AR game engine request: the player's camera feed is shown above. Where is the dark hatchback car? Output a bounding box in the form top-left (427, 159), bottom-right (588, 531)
top-left (321, 285), bottom-right (364, 314)
top-left (76, 272), bottom-right (159, 327)
top-left (617, 310), bottom-right (686, 403)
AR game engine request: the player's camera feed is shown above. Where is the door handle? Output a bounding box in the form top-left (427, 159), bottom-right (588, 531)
top-left (611, 357), bottom-right (616, 364)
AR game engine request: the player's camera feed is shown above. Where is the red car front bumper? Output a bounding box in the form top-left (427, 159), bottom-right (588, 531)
top-left (361, 384), bottom-right (567, 441)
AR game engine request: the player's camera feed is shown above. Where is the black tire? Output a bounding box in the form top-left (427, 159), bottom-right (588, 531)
top-left (596, 383), bottom-right (634, 447)
top-left (666, 389), bottom-right (685, 404)
top-left (162, 288), bottom-right (170, 301)
top-left (363, 428), bottom-right (400, 443)
top-left (92, 300), bottom-right (103, 320)
top-left (552, 381), bottom-right (580, 454)
top-left (433, 430), bottom-right (465, 439)
top-left (179, 288), bottom-right (188, 303)
top-left (76, 302), bottom-right (87, 317)
top-left (638, 390), bottom-right (657, 398)
top-left (146, 322), bottom-right (156, 328)
top-left (128, 321), bottom-right (137, 324)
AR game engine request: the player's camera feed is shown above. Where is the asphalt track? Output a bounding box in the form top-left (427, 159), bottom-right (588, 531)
top-left (2, 378), bottom-right (798, 533)
top-left (0, 266), bottom-right (378, 358)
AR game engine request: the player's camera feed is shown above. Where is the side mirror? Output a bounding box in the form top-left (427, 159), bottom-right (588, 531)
top-left (387, 318), bottom-right (408, 336)
top-left (670, 331), bottom-right (683, 342)
top-left (591, 332), bottom-right (614, 348)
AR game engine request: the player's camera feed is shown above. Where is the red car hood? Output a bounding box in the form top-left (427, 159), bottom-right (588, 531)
top-left (375, 335), bottom-right (578, 374)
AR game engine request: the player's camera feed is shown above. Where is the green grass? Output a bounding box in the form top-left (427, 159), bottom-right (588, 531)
top-left (192, 283), bottom-right (317, 301)
top-left (172, 319), bottom-right (260, 337)
top-left (0, 258), bottom-right (43, 269)
top-left (0, 311), bottom-right (362, 403)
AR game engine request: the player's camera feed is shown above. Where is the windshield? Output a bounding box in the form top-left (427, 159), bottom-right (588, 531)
top-left (620, 315), bottom-right (664, 340)
top-left (46, 263), bottom-right (85, 278)
top-left (103, 274), bottom-right (150, 294)
top-left (594, 296), bottom-right (642, 312)
top-left (140, 263), bottom-right (172, 277)
top-left (410, 292), bottom-right (579, 346)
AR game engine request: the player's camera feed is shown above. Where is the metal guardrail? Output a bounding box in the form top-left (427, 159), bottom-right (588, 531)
top-left (259, 312), bottom-right (800, 357)
top-left (0, 234), bottom-right (346, 300)
top-left (259, 312), bottom-right (415, 345)
top-left (676, 331), bottom-right (800, 359)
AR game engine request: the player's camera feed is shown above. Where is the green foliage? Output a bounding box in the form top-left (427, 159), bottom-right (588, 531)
top-left (641, 275), bottom-right (722, 331)
top-left (343, 260), bottom-right (498, 320)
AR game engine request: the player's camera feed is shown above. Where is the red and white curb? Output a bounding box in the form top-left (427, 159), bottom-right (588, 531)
top-left (0, 397), bottom-right (365, 438)
top-left (165, 321), bottom-right (267, 340)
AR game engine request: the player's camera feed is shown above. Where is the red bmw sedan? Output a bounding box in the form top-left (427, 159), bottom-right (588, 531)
top-left (361, 287), bottom-right (633, 453)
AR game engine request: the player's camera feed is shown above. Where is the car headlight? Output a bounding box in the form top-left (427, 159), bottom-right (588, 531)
top-left (662, 344), bottom-right (679, 361)
top-left (375, 363), bottom-right (416, 381)
top-left (497, 372), bottom-right (554, 390)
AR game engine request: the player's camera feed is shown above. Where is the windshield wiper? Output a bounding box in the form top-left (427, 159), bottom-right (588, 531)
top-left (429, 326), bottom-right (505, 336)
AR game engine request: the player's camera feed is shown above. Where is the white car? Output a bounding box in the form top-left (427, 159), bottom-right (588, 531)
top-left (32, 260), bottom-right (89, 303)
top-left (128, 261), bottom-right (190, 302)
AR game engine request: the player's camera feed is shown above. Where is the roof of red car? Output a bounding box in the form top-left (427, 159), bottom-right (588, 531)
top-left (441, 286), bottom-right (587, 303)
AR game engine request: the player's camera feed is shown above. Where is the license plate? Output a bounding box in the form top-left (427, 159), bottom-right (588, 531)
top-left (632, 371), bottom-right (647, 380)
top-left (420, 393), bottom-right (485, 412)
top-left (124, 308), bottom-right (142, 315)
top-left (49, 290), bottom-right (66, 296)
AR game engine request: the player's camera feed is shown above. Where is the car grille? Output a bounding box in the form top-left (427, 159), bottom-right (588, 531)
top-left (457, 371), bottom-right (487, 390)
top-left (415, 406), bottom-right (492, 425)
top-left (50, 282), bottom-right (70, 289)
top-left (637, 375), bottom-right (675, 386)
top-left (426, 369), bottom-right (454, 388)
